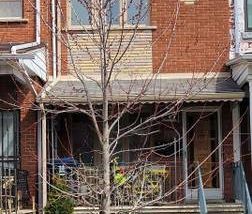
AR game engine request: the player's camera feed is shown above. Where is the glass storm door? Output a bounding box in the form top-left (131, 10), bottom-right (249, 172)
top-left (183, 110), bottom-right (223, 200)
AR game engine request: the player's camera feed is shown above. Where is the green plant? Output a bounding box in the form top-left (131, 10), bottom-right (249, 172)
top-left (45, 176), bottom-right (75, 214)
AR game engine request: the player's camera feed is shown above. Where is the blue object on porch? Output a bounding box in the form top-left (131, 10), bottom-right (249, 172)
top-left (233, 161), bottom-right (252, 214)
top-left (49, 157), bottom-right (79, 176)
top-left (53, 157), bottom-right (78, 167)
top-left (198, 165), bottom-right (208, 214)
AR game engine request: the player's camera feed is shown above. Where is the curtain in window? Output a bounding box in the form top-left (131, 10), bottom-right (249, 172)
top-left (0, 112), bottom-right (18, 169)
top-left (0, 0), bottom-right (22, 19)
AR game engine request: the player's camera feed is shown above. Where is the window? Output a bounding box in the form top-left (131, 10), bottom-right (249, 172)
top-left (70, 0), bottom-right (149, 27)
top-left (71, 0), bottom-right (91, 26)
top-left (246, 0), bottom-right (252, 30)
top-left (127, 0), bottom-right (149, 25)
top-left (0, 111), bottom-right (19, 169)
top-left (0, 0), bottom-right (23, 19)
top-left (106, 0), bottom-right (120, 25)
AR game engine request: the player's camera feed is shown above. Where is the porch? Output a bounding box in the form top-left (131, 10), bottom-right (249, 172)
top-left (39, 75), bottom-right (246, 211)
top-left (46, 105), bottom-right (229, 206)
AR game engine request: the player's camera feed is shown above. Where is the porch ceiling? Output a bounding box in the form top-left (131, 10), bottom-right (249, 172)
top-left (38, 76), bottom-right (245, 104)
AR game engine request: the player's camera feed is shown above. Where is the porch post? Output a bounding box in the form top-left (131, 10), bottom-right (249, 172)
top-left (38, 106), bottom-right (47, 212)
top-left (42, 109), bottom-right (47, 211)
top-left (182, 112), bottom-right (188, 198)
top-left (232, 102), bottom-right (241, 162)
top-left (249, 81), bottom-right (252, 166)
top-left (37, 111), bottom-right (42, 210)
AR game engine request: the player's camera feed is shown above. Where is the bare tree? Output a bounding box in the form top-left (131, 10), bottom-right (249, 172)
top-left (39, 0), bottom-right (234, 213)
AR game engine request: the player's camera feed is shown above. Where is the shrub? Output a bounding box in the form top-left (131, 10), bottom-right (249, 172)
top-left (45, 176), bottom-right (75, 214)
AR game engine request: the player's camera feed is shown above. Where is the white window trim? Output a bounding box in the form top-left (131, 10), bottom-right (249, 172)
top-left (67, 0), bottom-right (152, 30)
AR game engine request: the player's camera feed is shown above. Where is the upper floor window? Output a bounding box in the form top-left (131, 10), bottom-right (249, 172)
top-left (0, 0), bottom-right (23, 19)
top-left (70, 0), bottom-right (149, 27)
top-left (246, 0), bottom-right (252, 30)
top-left (127, 0), bottom-right (149, 25)
top-left (71, 0), bottom-right (91, 26)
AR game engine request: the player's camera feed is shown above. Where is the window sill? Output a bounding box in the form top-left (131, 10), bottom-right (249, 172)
top-left (64, 25), bottom-right (157, 32)
top-left (0, 18), bottom-right (28, 24)
top-left (242, 32), bottom-right (252, 40)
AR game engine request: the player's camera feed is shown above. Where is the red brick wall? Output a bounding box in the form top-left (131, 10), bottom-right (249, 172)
top-left (18, 88), bottom-right (38, 201)
top-left (59, 0), bottom-right (68, 75)
top-left (0, 76), bottom-right (38, 202)
top-left (240, 99), bottom-right (252, 192)
top-left (0, 0), bottom-right (52, 203)
top-left (222, 103), bottom-right (234, 202)
top-left (0, 0), bottom-right (53, 75)
top-left (59, 0), bottom-right (230, 75)
top-left (151, 0), bottom-right (230, 73)
top-left (0, 1), bottom-right (35, 43)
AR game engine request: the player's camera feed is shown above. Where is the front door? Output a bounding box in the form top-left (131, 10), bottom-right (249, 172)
top-left (183, 109), bottom-right (223, 200)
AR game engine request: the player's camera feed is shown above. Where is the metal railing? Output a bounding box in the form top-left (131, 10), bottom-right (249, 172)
top-left (0, 166), bottom-right (30, 213)
top-left (0, 167), bottom-right (17, 213)
top-left (233, 161), bottom-right (252, 214)
top-left (50, 161), bottom-right (184, 206)
top-left (197, 165), bottom-right (208, 214)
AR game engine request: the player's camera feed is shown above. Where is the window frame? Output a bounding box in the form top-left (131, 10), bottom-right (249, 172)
top-left (0, 0), bottom-right (24, 20)
top-left (68, 0), bottom-right (150, 29)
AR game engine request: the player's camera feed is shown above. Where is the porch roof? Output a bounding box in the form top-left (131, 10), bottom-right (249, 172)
top-left (38, 76), bottom-right (245, 104)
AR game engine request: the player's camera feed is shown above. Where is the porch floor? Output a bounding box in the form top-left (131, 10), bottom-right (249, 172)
top-left (74, 203), bottom-right (244, 213)
top-left (11, 210), bottom-right (35, 214)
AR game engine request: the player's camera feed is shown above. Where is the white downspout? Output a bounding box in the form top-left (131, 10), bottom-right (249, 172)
top-left (249, 81), bottom-right (252, 166)
top-left (52, 0), bottom-right (57, 80)
top-left (11, 0), bottom-right (41, 54)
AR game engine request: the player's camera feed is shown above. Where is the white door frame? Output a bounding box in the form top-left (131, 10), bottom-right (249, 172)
top-left (182, 106), bottom-right (224, 200)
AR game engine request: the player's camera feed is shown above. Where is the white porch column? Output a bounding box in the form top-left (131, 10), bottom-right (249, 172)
top-left (37, 111), bottom-right (42, 210)
top-left (182, 112), bottom-right (188, 198)
top-left (42, 109), bottom-right (47, 211)
top-left (232, 102), bottom-right (241, 162)
top-left (38, 106), bottom-right (47, 213)
top-left (249, 81), bottom-right (252, 166)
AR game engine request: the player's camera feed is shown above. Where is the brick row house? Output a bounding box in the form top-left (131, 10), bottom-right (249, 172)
top-left (1, 0), bottom-right (252, 213)
top-left (0, 0), bottom-right (51, 212)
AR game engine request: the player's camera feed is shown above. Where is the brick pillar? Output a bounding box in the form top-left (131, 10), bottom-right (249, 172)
top-left (19, 87), bottom-right (38, 204)
top-left (222, 103), bottom-right (234, 202)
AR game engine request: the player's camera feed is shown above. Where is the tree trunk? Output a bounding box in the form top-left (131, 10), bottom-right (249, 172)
top-left (101, 81), bottom-right (111, 213)
top-left (101, 140), bottom-right (111, 214)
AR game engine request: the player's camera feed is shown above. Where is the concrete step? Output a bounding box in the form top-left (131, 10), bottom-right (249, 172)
top-left (74, 203), bottom-right (245, 213)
